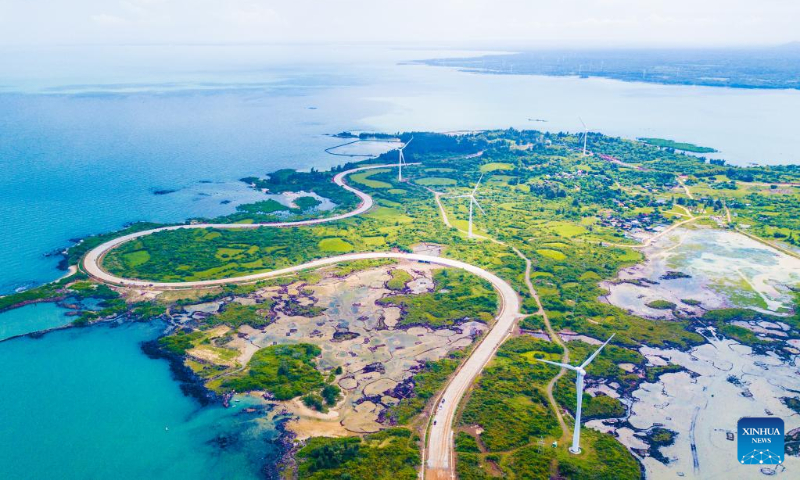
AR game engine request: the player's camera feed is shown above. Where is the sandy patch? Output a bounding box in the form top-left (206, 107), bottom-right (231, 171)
top-left (602, 227), bottom-right (800, 319)
top-left (593, 335), bottom-right (800, 478)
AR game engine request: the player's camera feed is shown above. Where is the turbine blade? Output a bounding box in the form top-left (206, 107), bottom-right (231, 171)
top-left (579, 116), bottom-right (586, 130)
top-left (473, 197), bottom-right (486, 215)
top-left (472, 174), bottom-right (484, 196)
top-left (404, 137), bottom-right (414, 148)
top-left (535, 358), bottom-right (579, 371)
top-left (580, 333), bottom-right (616, 369)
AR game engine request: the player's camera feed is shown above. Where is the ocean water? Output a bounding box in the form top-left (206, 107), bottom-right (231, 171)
top-left (2, 44), bottom-right (800, 479)
top-left (0, 302), bottom-right (72, 341)
top-left (0, 320), bottom-right (280, 480)
top-left (2, 45), bottom-right (800, 292)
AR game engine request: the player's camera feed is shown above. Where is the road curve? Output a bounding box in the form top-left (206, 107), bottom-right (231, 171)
top-left (428, 189), bottom-right (568, 472)
top-left (82, 161), bottom-right (522, 480)
top-left (82, 163), bottom-right (407, 285)
top-left (424, 264), bottom-right (520, 480)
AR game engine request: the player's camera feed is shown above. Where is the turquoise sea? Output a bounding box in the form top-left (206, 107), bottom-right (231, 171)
top-left (0, 320), bottom-right (281, 480)
top-left (1, 44), bottom-right (799, 479)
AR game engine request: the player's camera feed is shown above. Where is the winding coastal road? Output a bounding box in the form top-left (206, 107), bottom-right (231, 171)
top-left (81, 162), bottom-right (524, 479)
top-left (82, 163), bottom-right (403, 284)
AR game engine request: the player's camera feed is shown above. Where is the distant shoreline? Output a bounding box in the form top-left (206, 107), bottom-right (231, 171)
top-left (417, 46), bottom-right (800, 91)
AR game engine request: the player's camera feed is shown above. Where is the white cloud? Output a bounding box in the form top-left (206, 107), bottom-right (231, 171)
top-left (0, 0), bottom-right (796, 46)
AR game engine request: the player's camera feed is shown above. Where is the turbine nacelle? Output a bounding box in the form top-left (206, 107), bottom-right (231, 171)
top-left (451, 174), bottom-right (485, 239)
top-left (397, 136), bottom-right (414, 181)
top-left (535, 333), bottom-right (615, 455)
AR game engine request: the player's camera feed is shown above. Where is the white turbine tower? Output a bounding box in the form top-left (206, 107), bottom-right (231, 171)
top-left (579, 117), bottom-right (588, 156)
top-left (536, 334), bottom-right (615, 454)
top-left (397, 136), bottom-right (413, 181)
top-left (451, 175), bottom-right (485, 239)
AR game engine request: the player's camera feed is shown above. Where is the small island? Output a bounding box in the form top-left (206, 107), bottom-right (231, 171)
top-left (638, 137), bottom-right (717, 153)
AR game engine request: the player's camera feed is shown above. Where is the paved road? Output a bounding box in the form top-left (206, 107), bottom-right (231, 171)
top-left (82, 161), bottom-right (522, 480)
top-left (427, 191), bottom-right (566, 474)
top-left (82, 163), bottom-right (405, 285)
top-left (424, 258), bottom-right (520, 480)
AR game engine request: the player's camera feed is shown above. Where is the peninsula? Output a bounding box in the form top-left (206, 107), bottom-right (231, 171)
top-left (3, 129), bottom-right (799, 479)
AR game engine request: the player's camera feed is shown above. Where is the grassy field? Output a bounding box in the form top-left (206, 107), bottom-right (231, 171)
top-left (59, 129), bottom-right (800, 479)
top-left (351, 168), bottom-right (393, 189)
top-left (378, 269), bottom-right (498, 327)
top-left (455, 336), bottom-right (642, 479)
top-left (220, 343), bottom-right (324, 399)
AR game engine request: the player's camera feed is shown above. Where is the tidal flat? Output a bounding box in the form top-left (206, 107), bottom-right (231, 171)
top-left (169, 259), bottom-right (487, 439)
top-left (602, 227), bottom-right (800, 319)
top-left (592, 335), bottom-right (800, 479)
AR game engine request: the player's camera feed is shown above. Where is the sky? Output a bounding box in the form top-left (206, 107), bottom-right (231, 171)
top-left (0, 0), bottom-right (798, 48)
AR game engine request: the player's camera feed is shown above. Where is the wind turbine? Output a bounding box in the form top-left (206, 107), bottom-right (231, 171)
top-left (397, 136), bottom-right (413, 181)
top-left (451, 175), bottom-right (485, 239)
top-left (579, 117), bottom-right (588, 156)
top-left (536, 334), bottom-right (615, 454)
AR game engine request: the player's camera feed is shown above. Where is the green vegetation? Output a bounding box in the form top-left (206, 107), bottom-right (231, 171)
top-left (388, 353), bottom-right (462, 424)
top-left (0, 284), bottom-right (62, 312)
top-left (646, 299), bottom-right (677, 310)
top-left (504, 429), bottom-right (640, 479)
top-left (460, 336), bottom-right (562, 451)
top-left (281, 298), bottom-right (325, 317)
top-left (638, 137), bottom-right (717, 153)
top-left (66, 128), bottom-right (800, 479)
top-left (295, 196), bottom-right (322, 210)
top-left (237, 167), bottom-right (361, 222)
top-left (552, 341), bottom-right (643, 419)
top-left (386, 269), bottom-right (413, 291)
top-left (0, 272), bottom-right (91, 313)
top-left (318, 237), bottom-right (354, 253)
top-left (332, 258), bottom-right (396, 276)
top-left (221, 344), bottom-right (323, 399)
top-left (454, 432), bottom-right (481, 453)
top-left (236, 199), bottom-right (289, 215)
top-left (158, 330), bottom-right (204, 355)
top-left (416, 177), bottom-right (457, 186)
top-left (645, 364), bottom-right (684, 383)
top-left (209, 302), bottom-right (272, 328)
top-left (296, 428), bottom-right (419, 480)
top-left (378, 269), bottom-right (497, 327)
top-left (351, 169), bottom-right (393, 189)
top-left (700, 308), bottom-right (794, 347)
top-left (458, 336), bottom-right (640, 479)
top-left (479, 162), bottom-right (514, 173)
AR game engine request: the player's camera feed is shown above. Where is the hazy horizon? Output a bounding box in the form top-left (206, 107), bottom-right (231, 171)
top-left (1, 1), bottom-right (797, 48)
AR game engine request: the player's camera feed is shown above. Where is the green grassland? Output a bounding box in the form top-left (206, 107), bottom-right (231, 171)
top-left (456, 336), bottom-right (641, 479)
top-left (220, 343), bottom-right (324, 399)
top-left (386, 268), bottom-right (413, 291)
top-left (350, 168), bottom-right (393, 189)
top-left (377, 269), bottom-right (498, 327)
top-left (52, 129), bottom-right (800, 478)
top-left (296, 428), bottom-right (420, 480)
top-left (551, 341), bottom-right (644, 419)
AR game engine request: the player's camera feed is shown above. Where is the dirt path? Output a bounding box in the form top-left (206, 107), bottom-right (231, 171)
top-left (677, 176), bottom-right (695, 200)
top-left (83, 163), bottom-right (526, 480)
top-left (597, 215), bottom-right (707, 250)
top-left (431, 193), bottom-right (572, 451)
